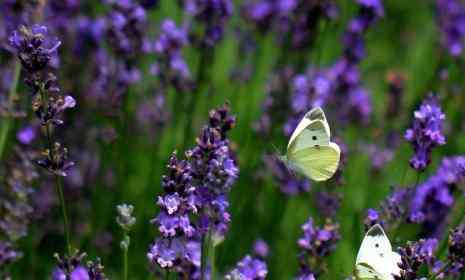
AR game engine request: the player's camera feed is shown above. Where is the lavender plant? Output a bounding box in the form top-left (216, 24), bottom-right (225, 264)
top-left (405, 95), bottom-right (446, 172)
top-left (149, 104), bottom-right (238, 279)
top-left (116, 203), bottom-right (136, 280)
top-left (9, 24), bottom-right (75, 256)
top-left (0, 1), bottom-right (465, 279)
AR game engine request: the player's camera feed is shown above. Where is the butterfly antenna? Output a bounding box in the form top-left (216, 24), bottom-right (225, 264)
top-left (269, 144), bottom-right (283, 160)
top-left (271, 144), bottom-right (298, 175)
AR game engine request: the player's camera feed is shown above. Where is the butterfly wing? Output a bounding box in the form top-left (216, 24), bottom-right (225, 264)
top-left (288, 107), bottom-right (331, 149)
top-left (289, 120), bottom-right (330, 152)
top-left (288, 115), bottom-right (312, 149)
top-left (305, 107), bottom-right (331, 137)
top-left (288, 142), bottom-right (340, 181)
top-left (356, 224), bottom-right (400, 280)
top-left (354, 263), bottom-right (388, 280)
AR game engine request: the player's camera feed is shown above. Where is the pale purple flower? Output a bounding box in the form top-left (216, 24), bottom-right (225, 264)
top-left (182, 0), bottom-right (233, 47)
top-left (253, 239), bottom-right (269, 259)
top-left (9, 25), bottom-right (61, 72)
top-left (396, 238), bottom-right (438, 280)
top-left (409, 156), bottom-right (465, 236)
top-left (53, 252), bottom-right (107, 280)
top-left (436, 0), bottom-right (465, 57)
top-left (296, 219), bottom-right (340, 277)
top-left (17, 125), bottom-right (37, 145)
top-left (445, 224), bottom-right (465, 277)
top-left (225, 255), bottom-right (268, 280)
top-left (405, 95), bottom-right (446, 171)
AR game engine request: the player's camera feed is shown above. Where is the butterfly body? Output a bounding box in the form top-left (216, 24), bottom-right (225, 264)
top-left (284, 107), bottom-right (340, 182)
top-left (354, 224), bottom-right (401, 280)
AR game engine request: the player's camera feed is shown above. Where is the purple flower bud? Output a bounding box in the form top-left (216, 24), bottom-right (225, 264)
top-left (16, 125), bottom-right (37, 145)
top-left (253, 239), bottom-right (269, 259)
top-left (9, 25), bottom-right (61, 73)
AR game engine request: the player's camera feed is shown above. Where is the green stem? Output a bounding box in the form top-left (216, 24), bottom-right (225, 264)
top-left (123, 244), bottom-right (128, 280)
top-left (200, 231), bottom-right (210, 280)
top-left (55, 176), bottom-right (72, 255)
top-left (0, 61), bottom-right (21, 160)
top-left (210, 241), bottom-right (216, 280)
top-left (414, 172), bottom-right (421, 188)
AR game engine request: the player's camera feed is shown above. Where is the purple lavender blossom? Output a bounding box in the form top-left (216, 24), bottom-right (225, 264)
top-left (86, 49), bottom-right (140, 107)
top-left (53, 251), bottom-right (107, 280)
top-left (436, 0), bottom-right (465, 57)
top-left (365, 144), bottom-right (394, 172)
top-left (149, 105), bottom-right (237, 276)
top-left (409, 156), bottom-right (465, 237)
top-left (136, 94), bottom-right (169, 139)
top-left (328, 59), bottom-right (372, 124)
top-left (296, 219), bottom-right (340, 277)
top-left (9, 25), bottom-right (61, 73)
top-left (148, 153), bottom-right (200, 272)
top-left (405, 95), bottom-right (446, 171)
top-left (284, 68), bottom-right (332, 135)
top-left (106, 0), bottom-right (147, 57)
top-left (264, 155), bottom-right (310, 196)
top-left (52, 266), bottom-right (89, 280)
top-left (0, 1), bottom-right (38, 46)
top-left (226, 239), bottom-right (269, 279)
top-left (242, 0), bottom-right (338, 49)
top-left (16, 125), bottom-right (37, 145)
top-left (253, 239), bottom-right (269, 259)
top-left (364, 208), bottom-right (380, 227)
top-left (364, 187), bottom-right (412, 230)
top-left (444, 224), bottom-right (465, 277)
top-left (314, 191), bottom-right (341, 218)
top-left (73, 17), bottom-right (106, 55)
top-left (343, 0), bottom-right (383, 62)
top-left (151, 19), bottom-right (192, 91)
top-left (9, 25), bottom-right (75, 176)
top-left (0, 240), bottom-right (21, 267)
top-left (225, 255), bottom-right (268, 280)
top-left (395, 238), bottom-right (438, 280)
top-left (181, 0), bottom-right (233, 47)
top-left (186, 104), bottom-right (238, 238)
top-left (253, 67), bottom-right (295, 136)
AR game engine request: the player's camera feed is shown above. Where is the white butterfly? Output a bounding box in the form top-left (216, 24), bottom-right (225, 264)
top-left (354, 224), bottom-right (402, 280)
top-left (282, 107), bottom-right (341, 182)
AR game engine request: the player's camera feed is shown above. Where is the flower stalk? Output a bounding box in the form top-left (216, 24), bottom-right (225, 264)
top-left (116, 204), bottom-right (136, 280)
top-left (55, 176), bottom-right (71, 255)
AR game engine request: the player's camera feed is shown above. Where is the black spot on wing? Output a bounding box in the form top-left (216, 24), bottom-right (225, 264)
top-left (367, 224), bottom-right (384, 237)
top-left (307, 108), bottom-right (325, 121)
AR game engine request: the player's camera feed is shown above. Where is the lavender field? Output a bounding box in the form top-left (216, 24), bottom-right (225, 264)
top-left (1, 0), bottom-right (465, 279)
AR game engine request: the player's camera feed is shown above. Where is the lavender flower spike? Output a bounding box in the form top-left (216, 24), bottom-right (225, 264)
top-left (405, 95), bottom-right (446, 171)
top-left (296, 219), bottom-right (340, 278)
top-left (148, 153), bottom-right (199, 273)
top-left (445, 224), bottom-right (465, 277)
top-left (187, 104), bottom-right (238, 240)
top-left (395, 238), bottom-right (438, 280)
